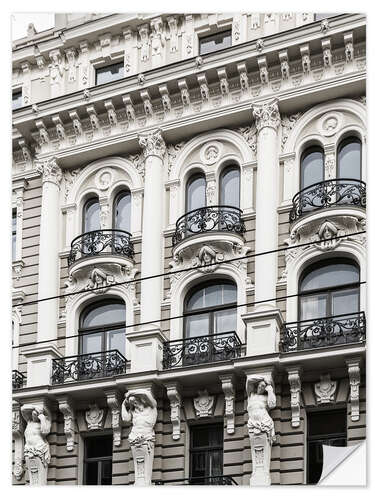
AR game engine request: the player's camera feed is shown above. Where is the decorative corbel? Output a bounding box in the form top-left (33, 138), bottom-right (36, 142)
top-left (69, 110), bottom-right (83, 137)
top-left (287, 367), bottom-right (302, 428)
top-left (279, 50), bottom-right (290, 80)
top-left (104, 99), bottom-right (118, 126)
top-left (197, 73), bottom-right (210, 102)
top-left (346, 359), bottom-right (361, 422)
top-left (86, 105), bottom-right (100, 131)
top-left (18, 138), bottom-right (32, 166)
top-left (217, 68), bottom-right (229, 96)
top-left (35, 119), bottom-right (50, 145)
top-left (140, 90), bottom-right (153, 118)
top-left (65, 47), bottom-right (77, 82)
top-left (167, 16), bottom-right (179, 53)
top-left (300, 44), bottom-right (311, 74)
top-left (105, 390), bottom-right (122, 446)
top-left (57, 396), bottom-right (75, 452)
top-left (220, 375), bottom-right (235, 434)
top-left (237, 62), bottom-right (249, 91)
top-left (257, 56), bottom-right (269, 84)
top-left (321, 38), bottom-right (332, 68)
top-left (122, 95), bottom-right (136, 125)
top-left (178, 78), bottom-right (190, 107)
top-left (165, 382), bottom-right (182, 440)
top-left (159, 84), bottom-right (172, 113)
top-left (52, 115), bottom-right (66, 141)
top-left (344, 32), bottom-right (354, 63)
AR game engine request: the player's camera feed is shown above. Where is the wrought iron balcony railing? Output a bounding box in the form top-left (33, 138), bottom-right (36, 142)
top-left (12, 369), bottom-right (26, 390)
top-left (289, 179), bottom-right (366, 223)
top-left (68, 229), bottom-right (134, 266)
top-left (155, 475), bottom-right (238, 485)
top-left (51, 349), bottom-right (127, 385)
top-left (280, 312), bottom-right (366, 353)
top-left (163, 331), bottom-right (242, 369)
top-left (172, 205), bottom-right (245, 246)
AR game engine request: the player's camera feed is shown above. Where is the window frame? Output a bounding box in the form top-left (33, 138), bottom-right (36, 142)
top-left (199, 30), bottom-right (232, 56)
top-left (83, 434), bottom-right (113, 485)
top-left (95, 62), bottom-right (125, 86)
top-left (12, 90), bottom-right (23, 110)
top-left (337, 136), bottom-right (362, 180)
top-left (82, 197), bottom-right (100, 233)
top-left (113, 190), bottom-right (131, 231)
top-left (189, 422), bottom-right (224, 483)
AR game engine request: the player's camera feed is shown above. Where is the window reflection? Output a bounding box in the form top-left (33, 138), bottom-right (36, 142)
top-left (114, 191), bottom-right (131, 232)
top-left (220, 166), bottom-right (240, 207)
top-left (186, 174), bottom-right (206, 212)
top-left (300, 147), bottom-right (324, 190)
top-left (95, 62), bottom-right (124, 85)
top-left (83, 198), bottom-right (100, 233)
top-left (337, 137), bottom-right (361, 180)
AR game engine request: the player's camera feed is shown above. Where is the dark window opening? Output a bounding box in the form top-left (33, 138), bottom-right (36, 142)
top-left (307, 409), bottom-right (347, 484)
top-left (12, 209), bottom-right (17, 261)
top-left (95, 62), bottom-right (124, 85)
top-left (190, 423), bottom-right (224, 484)
top-left (12, 91), bottom-right (22, 110)
top-left (199, 30), bottom-right (232, 55)
top-left (83, 435), bottom-right (113, 485)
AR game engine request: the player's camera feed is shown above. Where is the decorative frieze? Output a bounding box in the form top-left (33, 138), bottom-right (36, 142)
top-left (193, 390), bottom-right (215, 418)
top-left (314, 374), bottom-right (337, 404)
top-left (165, 382), bottom-right (182, 440)
top-left (281, 113), bottom-right (302, 151)
top-left (347, 359), bottom-right (361, 422)
top-left (104, 99), bottom-right (118, 127)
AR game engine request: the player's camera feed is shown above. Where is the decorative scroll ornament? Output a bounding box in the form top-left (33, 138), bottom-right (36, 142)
top-left (63, 168), bottom-right (80, 201)
top-left (138, 129), bottom-right (166, 159)
top-left (193, 390), bottom-right (215, 418)
top-left (237, 124), bottom-right (257, 154)
top-left (246, 374), bottom-right (276, 486)
top-left (314, 374), bottom-right (337, 404)
top-left (287, 369), bottom-right (302, 428)
top-left (85, 404), bottom-right (104, 430)
top-left (165, 383), bottom-right (182, 440)
top-left (167, 141), bottom-right (186, 175)
top-left (121, 389), bottom-right (158, 485)
top-left (106, 391), bottom-right (122, 446)
top-left (281, 113), bottom-right (302, 151)
top-left (347, 360), bottom-right (361, 422)
top-left (57, 397), bottom-right (75, 451)
top-left (36, 157), bottom-right (62, 186)
top-left (252, 99), bottom-right (280, 132)
top-left (21, 404), bottom-right (52, 486)
top-left (220, 376), bottom-right (235, 434)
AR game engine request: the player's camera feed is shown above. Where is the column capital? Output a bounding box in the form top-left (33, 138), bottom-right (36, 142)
top-left (36, 157), bottom-right (62, 186)
top-left (252, 98), bottom-right (281, 132)
top-left (138, 128), bottom-right (166, 159)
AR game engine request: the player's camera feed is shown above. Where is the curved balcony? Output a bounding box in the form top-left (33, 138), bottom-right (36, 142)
top-left (289, 179), bottom-right (366, 224)
top-left (172, 205), bottom-right (245, 247)
top-left (68, 229), bottom-right (134, 267)
top-left (280, 311), bottom-right (366, 353)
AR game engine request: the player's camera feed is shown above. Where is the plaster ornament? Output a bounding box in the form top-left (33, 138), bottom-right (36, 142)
top-left (314, 374), bottom-right (337, 404)
top-left (302, 53), bottom-right (311, 73)
top-left (255, 38), bottom-right (264, 52)
top-left (287, 369), bottom-right (302, 428)
top-left (192, 245), bottom-right (224, 273)
top-left (251, 14), bottom-right (261, 30)
top-left (318, 112), bottom-right (343, 137)
top-left (167, 16), bottom-right (179, 53)
top-left (311, 220), bottom-right (345, 251)
top-left (281, 113), bottom-right (302, 151)
top-left (220, 376), bottom-right (235, 434)
top-left (200, 141), bottom-right (222, 165)
top-left (193, 390), bottom-right (215, 418)
top-left (58, 398), bottom-right (75, 452)
top-left (121, 389), bottom-right (158, 485)
top-left (63, 168), bottom-right (80, 201)
top-left (49, 49), bottom-right (64, 86)
top-left (21, 404), bottom-right (51, 486)
top-left (195, 56), bottom-right (203, 68)
top-left (106, 392), bottom-right (122, 446)
top-left (105, 100), bottom-right (118, 126)
top-left (233, 20), bottom-right (241, 41)
top-left (138, 25), bottom-right (150, 62)
top-left (246, 375), bottom-right (276, 486)
top-left (347, 361), bottom-right (360, 422)
top-left (138, 129), bottom-right (166, 159)
top-left (239, 69), bottom-right (249, 91)
top-left (35, 120), bottom-right (50, 145)
top-left (85, 404), bottom-right (104, 430)
top-left (166, 141), bottom-right (186, 175)
top-left (138, 73), bottom-right (145, 85)
top-left (36, 157), bottom-right (62, 186)
top-left (12, 405), bottom-right (25, 481)
top-left (150, 18), bottom-right (165, 59)
top-left (27, 22), bottom-right (37, 37)
top-left (282, 13), bottom-right (293, 21)
top-left (85, 268), bottom-right (115, 294)
top-left (69, 111), bottom-right (83, 137)
top-left (345, 35), bottom-right (354, 63)
top-left (95, 168), bottom-right (114, 191)
top-left (237, 124), bottom-right (257, 154)
top-left (65, 48), bottom-right (77, 82)
top-left (253, 99), bottom-right (281, 132)
top-left (320, 19), bottom-right (330, 34)
top-left (83, 89), bottom-right (91, 100)
top-left (166, 383), bottom-right (182, 440)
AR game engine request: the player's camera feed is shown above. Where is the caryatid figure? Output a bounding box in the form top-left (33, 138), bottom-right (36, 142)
top-left (21, 404), bottom-right (51, 486)
top-left (246, 375), bottom-right (276, 486)
top-left (121, 389), bottom-right (158, 485)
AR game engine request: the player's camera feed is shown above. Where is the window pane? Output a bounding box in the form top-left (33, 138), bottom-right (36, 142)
top-left (300, 294), bottom-right (327, 321)
top-left (199, 31), bottom-right (232, 55)
top-left (85, 461), bottom-right (98, 485)
top-left (308, 410), bottom-right (347, 437)
top-left (220, 167), bottom-right (240, 207)
top-left (314, 13), bottom-right (336, 21)
top-left (84, 199), bottom-right (100, 232)
top-left (187, 288), bottom-right (204, 310)
top-left (185, 313), bottom-right (210, 338)
top-left (82, 302), bottom-right (126, 328)
top-left (223, 283), bottom-right (237, 304)
top-left (214, 309), bottom-right (236, 333)
top-left (107, 328), bottom-right (126, 355)
top-left (82, 332), bottom-right (102, 354)
top-left (204, 284), bottom-right (222, 308)
top-left (101, 460), bottom-right (112, 485)
top-left (115, 191), bottom-right (131, 232)
top-left (300, 261), bottom-right (359, 292)
top-left (12, 91), bottom-right (22, 110)
top-left (209, 450), bottom-right (223, 477)
top-left (332, 288), bottom-right (359, 316)
top-left (96, 62), bottom-right (124, 85)
top-left (187, 175), bottom-right (206, 212)
top-left (301, 149), bottom-right (324, 190)
top-left (338, 139), bottom-right (361, 180)
top-left (86, 435), bottom-right (113, 459)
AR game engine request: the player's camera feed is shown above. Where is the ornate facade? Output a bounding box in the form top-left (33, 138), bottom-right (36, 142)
top-left (12, 12), bottom-right (366, 486)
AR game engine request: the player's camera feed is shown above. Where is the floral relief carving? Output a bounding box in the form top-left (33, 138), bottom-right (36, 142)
top-left (281, 113), bottom-right (302, 151)
top-left (138, 129), bottom-right (166, 159)
top-left (287, 369), bottom-right (302, 428)
top-left (237, 124), bottom-right (257, 154)
top-left (36, 157), bottom-right (62, 186)
top-left (253, 99), bottom-right (281, 131)
top-left (95, 168), bottom-right (114, 191)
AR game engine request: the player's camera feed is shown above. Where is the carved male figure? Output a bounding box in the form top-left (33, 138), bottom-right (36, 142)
top-left (21, 404), bottom-right (51, 486)
top-left (121, 390), bottom-right (157, 485)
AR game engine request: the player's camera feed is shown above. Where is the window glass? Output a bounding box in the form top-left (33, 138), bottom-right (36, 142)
top-left (81, 331), bottom-right (102, 355)
top-left (199, 31), bottom-right (232, 55)
top-left (114, 191), bottom-right (131, 232)
top-left (12, 91), bottom-right (22, 110)
top-left (214, 309), bottom-right (236, 333)
top-left (190, 424), bottom-right (223, 484)
top-left (300, 261), bottom-right (359, 292)
top-left (12, 210), bottom-right (17, 260)
top-left (96, 62), bottom-right (124, 85)
top-left (186, 175), bottom-right (206, 212)
top-left (82, 302), bottom-right (126, 328)
top-left (84, 435), bottom-right (113, 485)
top-left (300, 148), bottom-right (324, 190)
top-left (185, 314), bottom-right (210, 338)
top-left (83, 198), bottom-right (100, 233)
top-left (86, 435), bottom-right (113, 458)
top-left (220, 167), bottom-right (240, 207)
top-left (337, 138), bottom-right (361, 180)
top-left (314, 13), bottom-right (336, 21)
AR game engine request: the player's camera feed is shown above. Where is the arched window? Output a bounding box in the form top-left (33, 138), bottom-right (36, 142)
top-left (79, 300), bottom-right (126, 356)
top-left (300, 147), bottom-right (324, 190)
top-left (337, 137), bottom-right (361, 180)
top-left (186, 173), bottom-right (206, 212)
top-left (184, 281), bottom-right (237, 338)
top-left (83, 197), bottom-right (100, 233)
top-left (114, 190), bottom-right (131, 232)
top-left (220, 166), bottom-right (240, 207)
top-left (299, 258), bottom-right (360, 321)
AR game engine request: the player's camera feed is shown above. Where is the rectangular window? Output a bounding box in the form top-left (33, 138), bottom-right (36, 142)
top-left (12, 210), bottom-right (17, 261)
top-left (95, 62), bottom-right (124, 85)
top-left (307, 409), bottom-right (347, 484)
top-left (12, 91), bottom-right (22, 110)
top-left (190, 423), bottom-right (223, 484)
top-left (199, 30), bottom-right (232, 56)
top-left (83, 435), bottom-right (113, 485)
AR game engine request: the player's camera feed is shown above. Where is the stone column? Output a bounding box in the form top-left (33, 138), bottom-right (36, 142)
top-left (23, 158), bottom-right (61, 386)
top-left (243, 99), bottom-right (283, 356)
top-left (127, 130), bottom-right (167, 372)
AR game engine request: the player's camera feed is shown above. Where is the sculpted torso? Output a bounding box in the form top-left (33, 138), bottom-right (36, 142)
top-left (25, 421), bottom-right (45, 448)
top-left (130, 406), bottom-right (156, 439)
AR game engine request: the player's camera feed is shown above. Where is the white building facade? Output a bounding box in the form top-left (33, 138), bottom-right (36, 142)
top-left (12, 12), bottom-right (366, 486)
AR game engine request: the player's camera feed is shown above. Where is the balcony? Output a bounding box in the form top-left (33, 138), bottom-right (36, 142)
top-left (163, 331), bottom-right (242, 369)
top-left (12, 369), bottom-right (26, 390)
top-left (51, 349), bottom-right (127, 385)
top-left (68, 229), bottom-right (134, 267)
top-left (155, 475), bottom-right (238, 485)
top-left (280, 312), bottom-right (366, 353)
top-left (289, 179), bottom-right (366, 224)
top-left (172, 206), bottom-right (245, 246)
